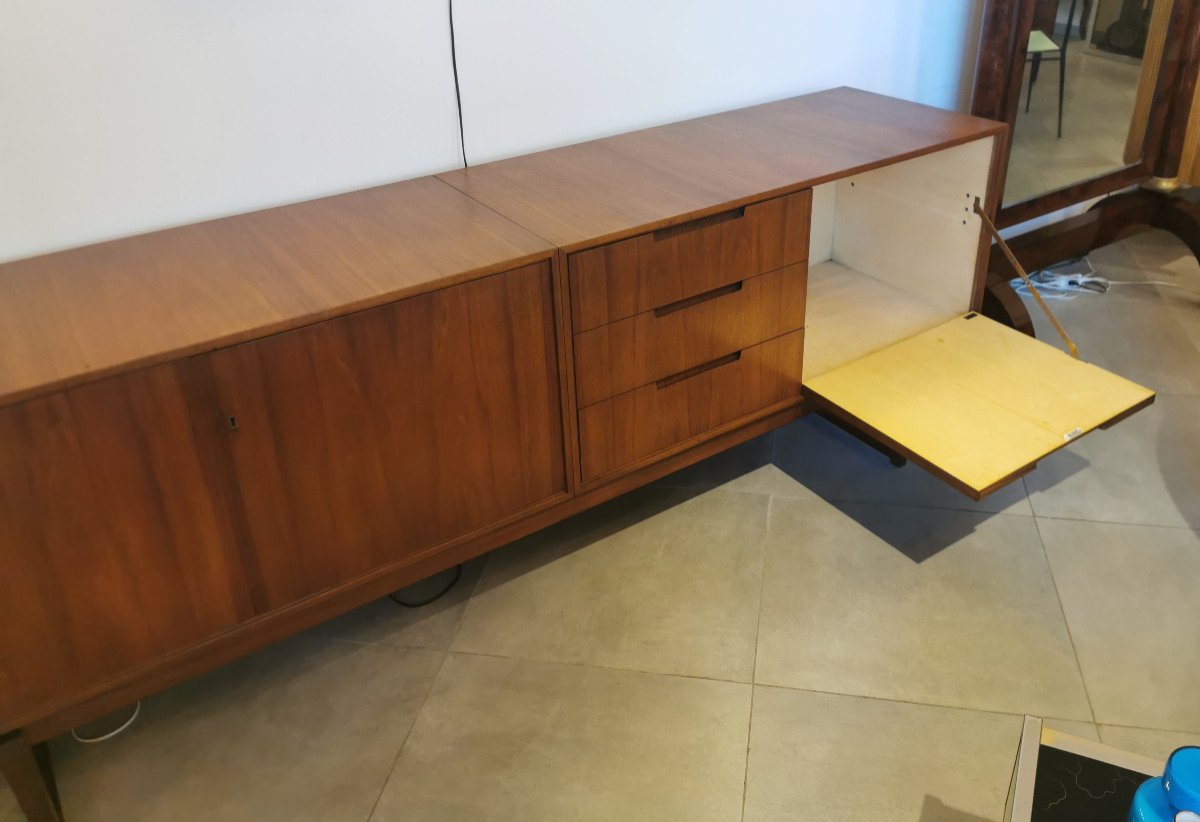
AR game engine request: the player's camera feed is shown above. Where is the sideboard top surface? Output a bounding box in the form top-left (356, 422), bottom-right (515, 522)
top-left (438, 87), bottom-right (1006, 251)
top-left (0, 176), bottom-right (553, 408)
top-left (0, 87), bottom-right (1005, 409)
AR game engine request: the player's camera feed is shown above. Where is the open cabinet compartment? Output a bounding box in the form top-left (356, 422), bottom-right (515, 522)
top-left (802, 137), bottom-right (1156, 500)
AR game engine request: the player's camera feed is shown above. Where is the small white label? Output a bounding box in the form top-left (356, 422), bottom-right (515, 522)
top-left (1063, 428), bottom-right (1083, 441)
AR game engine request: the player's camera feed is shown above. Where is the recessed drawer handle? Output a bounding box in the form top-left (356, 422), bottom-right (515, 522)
top-left (653, 280), bottom-right (743, 317)
top-left (655, 351), bottom-right (742, 389)
top-left (652, 206), bottom-right (746, 242)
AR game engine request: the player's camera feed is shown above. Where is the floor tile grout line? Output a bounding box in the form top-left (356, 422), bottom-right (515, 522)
top-left (741, 493), bottom-right (774, 822)
top-left (652, 481), bottom-right (776, 498)
top-left (1135, 390), bottom-right (1200, 399)
top-left (318, 556), bottom-right (493, 655)
top-left (1029, 511), bottom-right (1200, 533)
top-left (442, 553), bottom-right (492, 652)
top-left (654, 484), bottom-right (1038, 519)
top-left (1031, 514), bottom-right (1099, 728)
top-left (812, 496), bottom-right (1035, 519)
top-left (741, 686), bottom-right (757, 822)
top-left (752, 679), bottom-right (1096, 726)
top-left (449, 646), bottom-right (755, 686)
top-left (364, 650), bottom-right (451, 822)
top-left (446, 645), bottom-right (1112, 730)
top-left (322, 509), bottom-right (1198, 657)
top-left (1094, 721), bottom-right (1200, 737)
top-left (750, 495), bottom-right (773, 686)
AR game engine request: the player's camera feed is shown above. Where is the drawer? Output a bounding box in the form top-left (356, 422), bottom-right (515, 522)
top-left (568, 190), bottom-right (811, 332)
top-left (578, 329), bottom-right (804, 481)
top-left (574, 262), bottom-right (807, 407)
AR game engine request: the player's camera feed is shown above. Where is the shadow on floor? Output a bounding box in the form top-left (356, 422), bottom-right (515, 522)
top-left (920, 794), bottom-right (997, 821)
top-left (1158, 402), bottom-right (1200, 530)
top-left (661, 413), bottom-right (1091, 562)
top-left (467, 480), bottom-right (713, 599)
top-left (479, 410), bottom-right (1094, 580)
top-left (770, 415), bottom-right (1087, 562)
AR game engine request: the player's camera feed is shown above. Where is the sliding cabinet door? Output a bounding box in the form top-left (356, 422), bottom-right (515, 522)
top-left (205, 262), bottom-right (565, 609)
top-left (0, 364), bottom-right (251, 727)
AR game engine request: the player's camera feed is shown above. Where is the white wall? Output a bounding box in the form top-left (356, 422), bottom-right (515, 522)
top-left (0, 0), bottom-right (464, 262)
top-left (456, 0), bottom-right (987, 163)
top-left (0, 0), bottom-right (985, 263)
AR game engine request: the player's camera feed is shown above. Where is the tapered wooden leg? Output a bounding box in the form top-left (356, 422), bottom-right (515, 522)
top-left (0, 730), bottom-right (63, 822)
top-left (32, 742), bottom-right (62, 818)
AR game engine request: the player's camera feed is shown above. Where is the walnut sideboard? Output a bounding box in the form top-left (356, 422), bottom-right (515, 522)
top-left (0, 88), bottom-right (1155, 821)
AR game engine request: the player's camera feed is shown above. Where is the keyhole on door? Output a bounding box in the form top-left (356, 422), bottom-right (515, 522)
top-left (228, 416), bottom-right (238, 431)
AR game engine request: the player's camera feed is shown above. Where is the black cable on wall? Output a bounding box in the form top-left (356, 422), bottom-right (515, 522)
top-left (448, 0), bottom-right (467, 167)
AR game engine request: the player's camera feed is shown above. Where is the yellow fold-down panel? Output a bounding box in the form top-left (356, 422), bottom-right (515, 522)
top-left (803, 314), bottom-right (1156, 499)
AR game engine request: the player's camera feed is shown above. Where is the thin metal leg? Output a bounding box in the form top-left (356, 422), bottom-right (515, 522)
top-left (1057, 50), bottom-right (1067, 137)
top-left (818, 411), bottom-right (908, 468)
top-left (1026, 53), bottom-right (1042, 112)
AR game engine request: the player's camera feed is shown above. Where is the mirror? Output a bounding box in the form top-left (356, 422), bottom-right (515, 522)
top-left (1003, 0), bottom-right (1168, 207)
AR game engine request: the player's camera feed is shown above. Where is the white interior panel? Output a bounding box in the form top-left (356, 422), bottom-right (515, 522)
top-left (808, 182), bottom-right (837, 264)
top-left (804, 137), bottom-right (995, 378)
top-left (830, 136), bottom-right (994, 314)
top-left (804, 261), bottom-right (958, 378)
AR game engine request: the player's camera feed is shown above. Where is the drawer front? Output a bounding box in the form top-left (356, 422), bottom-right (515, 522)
top-left (568, 190), bottom-right (811, 332)
top-left (574, 262), bottom-right (807, 407)
top-left (578, 329), bottom-right (805, 481)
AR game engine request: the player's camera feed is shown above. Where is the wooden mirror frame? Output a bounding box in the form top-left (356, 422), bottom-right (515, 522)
top-left (973, 0), bottom-right (1200, 334)
top-left (973, 0), bottom-right (1200, 228)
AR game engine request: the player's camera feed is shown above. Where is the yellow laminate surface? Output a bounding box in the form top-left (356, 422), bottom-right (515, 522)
top-left (803, 314), bottom-right (1156, 497)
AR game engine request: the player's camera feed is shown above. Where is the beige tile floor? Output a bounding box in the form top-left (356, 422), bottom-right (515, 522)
top-left (3, 230), bottom-right (1199, 821)
top-left (1005, 48), bottom-right (1142, 206)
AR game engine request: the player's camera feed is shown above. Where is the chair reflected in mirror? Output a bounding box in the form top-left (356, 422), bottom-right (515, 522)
top-left (1024, 0), bottom-right (1080, 138)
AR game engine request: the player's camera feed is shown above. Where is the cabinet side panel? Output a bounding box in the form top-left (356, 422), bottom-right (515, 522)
top-left (208, 262), bottom-right (566, 610)
top-left (808, 182), bottom-right (837, 264)
top-left (0, 364), bottom-right (250, 728)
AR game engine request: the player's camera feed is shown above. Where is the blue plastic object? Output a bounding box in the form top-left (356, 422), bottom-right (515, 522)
top-left (1130, 746), bottom-right (1200, 822)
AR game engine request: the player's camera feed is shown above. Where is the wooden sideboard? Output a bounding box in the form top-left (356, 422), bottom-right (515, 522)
top-left (0, 88), bottom-right (1155, 822)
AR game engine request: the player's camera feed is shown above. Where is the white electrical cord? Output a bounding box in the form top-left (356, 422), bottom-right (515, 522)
top-left (70, 700), bottom-right (141, 743)
top-left (1108, 279), bottom-right (1185, 287)
top-left (1011, 268), bottom-right (1184, 300)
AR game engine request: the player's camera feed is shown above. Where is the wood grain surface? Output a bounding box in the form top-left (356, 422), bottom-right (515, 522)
top-left (567, 191), bottom-right (810, 332)
top-left (0, 176), bottom-right (553, 409)
top-left (204, 262), bottom-right (566, 610)
top-left (441, 87), bottom-right (1004, 251)
top-left (578, 329), bottom-right (805, 480)
top-left (0, 362), bottom-right (251, 729)
top-left (0, 87), bottom-right (1017, 771)
top-left (574, 263), bottom-right (807, 407)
